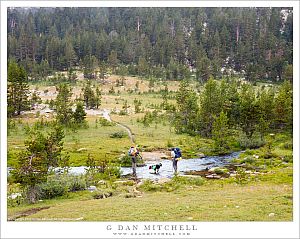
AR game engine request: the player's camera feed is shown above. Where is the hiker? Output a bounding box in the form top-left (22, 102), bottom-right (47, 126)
top-left (171, 147), bottom-right (182, 174)
top-left (149, 163), bottom-right (162, 174)
top-left (128, 145), bottom-right (140, 178)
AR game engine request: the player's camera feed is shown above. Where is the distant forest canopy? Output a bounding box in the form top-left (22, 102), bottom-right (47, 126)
top-left (7, 7), bottom-right (293, 82)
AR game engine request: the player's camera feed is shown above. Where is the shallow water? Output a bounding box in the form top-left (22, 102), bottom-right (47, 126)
top-left (61, 151), bottom-right (241, 180)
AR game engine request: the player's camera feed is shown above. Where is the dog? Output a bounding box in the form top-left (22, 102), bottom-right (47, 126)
top-left (149, 163), bottom-right (162, 174)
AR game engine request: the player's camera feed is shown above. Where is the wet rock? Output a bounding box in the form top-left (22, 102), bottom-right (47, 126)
top-left (208, 167), bottom-right (219, 173)
top-left (197, 153), bottom-right (205, 158)
top-left (87, 186), bottom-right (97, 192)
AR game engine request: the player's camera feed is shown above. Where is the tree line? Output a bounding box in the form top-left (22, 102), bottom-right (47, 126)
top-left (7, 7), bottom-right (293, 82)
top-left (173, 78), bottom-right (292, 153)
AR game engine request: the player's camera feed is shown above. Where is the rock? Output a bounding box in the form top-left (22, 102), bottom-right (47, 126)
top-left (213, 175), bottom-right (221, 179)
top-left (98, 180), bottom-right (106, 185)
top-left (77, 148), bottom-right (87, 152)
top-left (205, 175), bottom-right (215, 179)
top-left (157, 178), bottom-right (171, 184)
top-left (208, 167), bottom-right (220, 173)
top-left (113, 180), bottom-right (128, 185)
top-left (269, 213), bottom-right (275, 217)
top-left (87, 186), bottom-right (97, 192)
top-left (245, 170), bottom-right (252, 174)
top-left (9, 193), bottom-right (22, 200)
top-left (197, 153), bottom-right (205, 158)
top-left (230, 173), bottom-right (236, 177)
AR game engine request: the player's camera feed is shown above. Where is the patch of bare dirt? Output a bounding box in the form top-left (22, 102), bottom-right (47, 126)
top-left (141, 151), bottom-right (170, 161)
top-left (8, 206), bottom-right (51, 221)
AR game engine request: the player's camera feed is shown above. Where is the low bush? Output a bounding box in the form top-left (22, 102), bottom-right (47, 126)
top-left (110, 131), bottom-right (127, 138)
top-left (92, 189), bottom-right (114, 199)
top-left (67, 176), bottom-right (87, 192)
top-left (238, 134), bottom-right (265, 149)
top-left (97, 118), bottom-right (115, 127)
top-left (37, 179), bottom-right (68, 199)
top-left (119, 154), bottom-right (143, 167)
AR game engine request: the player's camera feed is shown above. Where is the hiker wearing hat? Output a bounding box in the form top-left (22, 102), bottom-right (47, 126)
top-left (128, 145), bottom-right (140, 177)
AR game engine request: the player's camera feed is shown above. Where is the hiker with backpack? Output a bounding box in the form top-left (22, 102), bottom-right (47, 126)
top-left (128, 145), bottom-right (140, 178)
top-left (171, 147), bottom-right (182, 174)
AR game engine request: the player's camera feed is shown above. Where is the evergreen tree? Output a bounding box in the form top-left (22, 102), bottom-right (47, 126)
top-left (133, 98), bottom-right (142, 113)
top-left (274, 80), bottom-right (292, 130)
top-left (7, 60), bottom-right (29, 117)
top-left (238, 83), bottom-right (259, 138)
top-left (55, 83), bottom-right (73, 125)
top-left (73, 102), bottom-right (87, 124)
top-left (82, 81), bottom-right (96, 109)
top-left (212, 111), bottom-right (230, 153)
top-left (174, 80), bottom-right (199, 134)
top-left (12, 125), bottom-right (68, 203)
top-left (198, 78), bottom-right (222, 137)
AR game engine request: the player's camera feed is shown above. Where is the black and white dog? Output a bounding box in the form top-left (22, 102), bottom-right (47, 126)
top-left (149, 163), bottom-right (162, 174)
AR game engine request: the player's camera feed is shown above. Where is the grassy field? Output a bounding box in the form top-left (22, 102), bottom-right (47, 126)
top-left (7, 73), bottom-right (293, 222)
top-left (8, 74), bottom-right (211, 166)
top-left (8, 167), bottom-right (293, 221)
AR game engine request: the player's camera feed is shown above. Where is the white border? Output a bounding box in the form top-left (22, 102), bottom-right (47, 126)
top-left (1, 1), bottom-right (299, 239)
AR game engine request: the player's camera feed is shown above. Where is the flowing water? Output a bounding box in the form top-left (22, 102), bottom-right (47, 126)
top-left (52, 151), bottom-right (241, 180)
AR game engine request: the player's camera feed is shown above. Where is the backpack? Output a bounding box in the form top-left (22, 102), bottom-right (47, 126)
top-left (128, 147), bottom-right (138, 156)
top-left (174, 147), bottom-right (182, 158)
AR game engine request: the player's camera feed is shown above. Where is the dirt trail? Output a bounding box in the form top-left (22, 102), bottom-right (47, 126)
top-left (102, 109), bottom-right (135, 144)
top-left (8, 206), bottom-right (50, 221)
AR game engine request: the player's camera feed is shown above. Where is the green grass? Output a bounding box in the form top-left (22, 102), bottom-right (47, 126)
top-left (8, 172), bottom-right (293, 221)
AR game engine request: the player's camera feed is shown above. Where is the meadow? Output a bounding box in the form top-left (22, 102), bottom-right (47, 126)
top-left (7, 72), bottom-right (293, 222)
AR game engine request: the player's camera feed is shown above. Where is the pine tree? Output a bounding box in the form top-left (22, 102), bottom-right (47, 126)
top-left (198, 78), bottom-right (222, 137)
top-left (238, 83), bottom-right (260, 138)
top-left (73, 102), bottom-right (87, 124)
top-left (55, 83), bottom-right (73, 125)
top-left (174, 80), bottom-right (199, 134)
top-left (212, 111), bottom-right (230, 153)
top-left (82, 81), bottom-right (95, 109)
top-left (12, 125), bottom-right (67, 203)
top-left (274, 80), bottom-right (292, 130)
top-left (7, 60), bottom-right (29, 117)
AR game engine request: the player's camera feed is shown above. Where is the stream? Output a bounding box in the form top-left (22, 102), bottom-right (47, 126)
top-left (50, 151), bottom-right (241, 180)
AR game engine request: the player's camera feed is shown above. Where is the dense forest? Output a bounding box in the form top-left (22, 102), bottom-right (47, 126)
top-left (7, 7), bottom-right (293, 82)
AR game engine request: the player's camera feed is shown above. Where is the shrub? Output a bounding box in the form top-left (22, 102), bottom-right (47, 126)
top-left (282, 155), bottom-right (293, 163)
top-left (119, 154), bottom-right (143, 167)
top-left (37, 178), bottom-right (68, 199)
top-left (235, 167), bottom-right (248, 184)
top-left (92, 189), bottom-right (113, 199)
top-left (98, 118), bottom-right (115, 126)
top-left (238, 133), bottom-right (265, 149)
top-left (110, 131), bottom-right (127, 138)
top-left (67, 176), bottom-right (87, 192)
top-left (119, 155), bottom-right (132, 166)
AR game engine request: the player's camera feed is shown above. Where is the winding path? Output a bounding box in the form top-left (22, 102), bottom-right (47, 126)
top-left (102, 109), bottom-right (135, 144)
